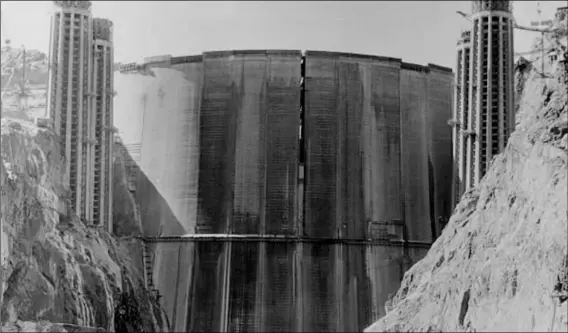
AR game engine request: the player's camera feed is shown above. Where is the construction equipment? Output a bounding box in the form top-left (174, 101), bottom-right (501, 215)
top-left (35, 117), bottom-right (53, 128)
top-left (515, 48), bottom-right (555, 56)
top-left (17, 46), bottom-right (29, 110)
top-left (1, 8), bottom-right (29, 111)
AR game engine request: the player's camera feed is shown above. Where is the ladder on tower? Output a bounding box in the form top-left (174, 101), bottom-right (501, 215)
top-left (141, 240), bottom-right (162, 304)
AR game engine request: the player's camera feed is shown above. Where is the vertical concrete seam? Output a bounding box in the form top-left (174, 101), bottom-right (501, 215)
top-left (261, 57), bottom-right (269, 235)
top-left (299, 53), bottom-right (306, 237)
top-left (298, 52), bottom-right (306, 330)
top-left (398, 66), bottom-right (410, 262)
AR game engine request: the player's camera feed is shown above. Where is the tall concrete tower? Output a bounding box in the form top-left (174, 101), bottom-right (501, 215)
top-left (450, 30), bottom-right (472, 208)
top-left (46, 0), bottom-right (93, 219)
top-left (91, 18), bottom-right (114, 231)
top-left (467, 0), bottom-right (514, 188)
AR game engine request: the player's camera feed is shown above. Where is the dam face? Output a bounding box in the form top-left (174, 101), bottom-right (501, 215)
top-left (114, 50), bottom-right (453, 332)
top-left (197, 51), bottom-right (301, 236)
top-left (150, 240), bottom-right (429, 332)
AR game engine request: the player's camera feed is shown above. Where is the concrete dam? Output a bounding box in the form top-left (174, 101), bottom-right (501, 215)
top-left (113, 50), bottom-right (453, 332)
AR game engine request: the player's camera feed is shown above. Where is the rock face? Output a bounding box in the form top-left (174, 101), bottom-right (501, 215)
top-left (112, 142), bottom-right (144, 238)
top-left (366, 37), bottom-right (568, 332)
top-left (0, 119), bottom-right (168, 332)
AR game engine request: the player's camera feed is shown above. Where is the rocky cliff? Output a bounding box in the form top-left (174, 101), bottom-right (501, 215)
top-left (366, 31), bottom-right (568, 333)
top-left (0, 119), bottom-right (168, 332)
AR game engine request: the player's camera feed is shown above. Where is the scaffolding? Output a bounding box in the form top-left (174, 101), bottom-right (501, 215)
top-left (46, 3), bottom-right (93, 220)
top-left (44, 2), bottom-right (116, 232)
top-left (455, 2), bottom-right (515, 187)
top-left (141, 241), bottom-right (161, 302)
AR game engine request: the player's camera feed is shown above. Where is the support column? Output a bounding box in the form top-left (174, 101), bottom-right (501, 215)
top-left (486, 15), bottom-right (493, 167)
top-left (66, 17), bottom-right (74, 199)
top-left (473, 18), bottom-right (483, 186)
top-left (498, 16), bottom-right (505, 151)
top-left (458, 48), bottom-right (467, 196)
top-left (88, 42), bottom-right (97, 224)
top-left (465, 24), bottom-right (475, 189)
top-left (55, 13), bottom-right (64, 135)
top-left (507, 20), bottom-right (515, 137)
top-left (100, 43), bottom-right (107, 227)
top-left (86, 18), bottom-right (94, 224)
top-left (46, 14), bottom-right (55, 119)
top-left (107, 44), bottom-right (114, 233)
top-left (77, 13), bottom-right (85, 219)
top-left (451, 51), bottom-right (459, 209)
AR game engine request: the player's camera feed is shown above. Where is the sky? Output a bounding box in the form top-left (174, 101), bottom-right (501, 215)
top-left (1, 1), bottom-right (565, 69)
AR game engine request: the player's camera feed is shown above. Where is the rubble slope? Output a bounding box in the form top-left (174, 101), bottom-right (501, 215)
top-left (366, 35), bottom-right (568, 332)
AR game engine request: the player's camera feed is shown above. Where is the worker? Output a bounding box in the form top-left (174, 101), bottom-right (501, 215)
top-left (384, 293), bottom-right (394, 314)
top-left (437, 216), bottom-right (448, 231)
top-left (552, 275), bottom-right (568, 303)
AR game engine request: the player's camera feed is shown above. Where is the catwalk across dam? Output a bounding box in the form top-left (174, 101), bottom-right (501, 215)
top-left (113, 50), bottom-right (453, 332)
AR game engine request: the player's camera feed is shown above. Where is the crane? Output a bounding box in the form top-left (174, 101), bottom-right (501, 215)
top-left (515, 48), bottom-right (555, 57)
top-left (456, 10), bottom-right (559, 33)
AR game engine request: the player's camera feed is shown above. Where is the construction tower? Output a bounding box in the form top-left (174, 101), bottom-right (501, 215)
top-left (467, 0), bottom-right (515, 188)
top-left (46, 0), bottom-right (93, 219)
top-left (92, 17), bottom-right (114, 231)
top-left (450, 29), bottom-right (472, 208)
top-left (46, 1), bottom-right (115, 232)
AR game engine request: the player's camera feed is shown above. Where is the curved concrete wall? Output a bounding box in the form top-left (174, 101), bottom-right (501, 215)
top-left (304, 52), bottom-right (403, 240)
top-left (115, 51), bottom-right (453, 241)
top-left (400, 63), bottom-right (454, 242)
top-left (113, 50), bottom-right (453, 332)
top-left (114, 62), bottom-right (202, 236)
top-left (148, 240), bottom-right (428, 332)
top-left (305, 53), bottom-right (454, 243)
top-left (400, 65), bottom-right (432, 242)
top-left (196, 50), bottom-right (301, 235)
top-left (140, 64), bottom-right (202, 235)
top-left (426, 67), bottom-right (454, 235)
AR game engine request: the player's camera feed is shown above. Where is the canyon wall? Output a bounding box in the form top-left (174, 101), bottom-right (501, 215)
top-left (0, 119), bottom-right (167, 332)
top-left (366, 31), bottom-right (568, 333)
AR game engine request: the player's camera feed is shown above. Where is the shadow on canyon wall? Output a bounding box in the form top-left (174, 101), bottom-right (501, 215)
top-left (113, 140), bottom-right (188, 331)
top-left (113, 141), bottom-right (184, 237)
top-left (428, 157), bottom-right (459, 238)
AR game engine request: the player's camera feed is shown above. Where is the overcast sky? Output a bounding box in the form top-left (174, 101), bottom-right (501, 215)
top-left (1, 1), bottom-right (565, 68)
